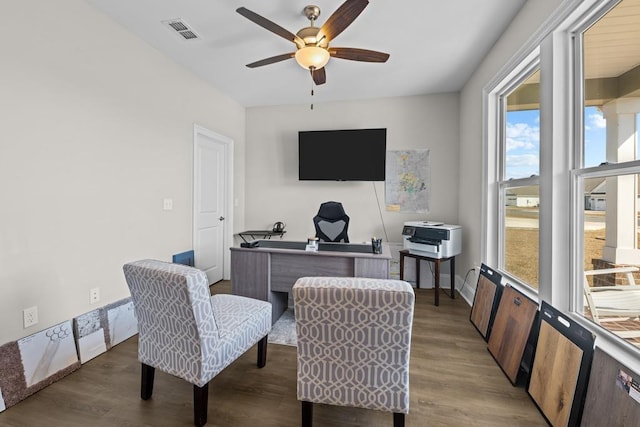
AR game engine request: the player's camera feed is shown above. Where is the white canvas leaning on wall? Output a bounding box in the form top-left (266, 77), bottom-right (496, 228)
top-left (17, 321), bottom-right (79, 388)
top-left (73, 309), bottom-right (107, 364)
top-left (107, 300), bottom-right (138, 348)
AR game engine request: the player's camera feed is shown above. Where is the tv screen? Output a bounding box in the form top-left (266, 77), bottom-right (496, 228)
top-left (298, 128), bottom-right (387, 181)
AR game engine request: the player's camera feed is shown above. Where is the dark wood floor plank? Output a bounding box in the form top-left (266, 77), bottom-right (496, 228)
top-left (0, 282), bottom-right (546, 426)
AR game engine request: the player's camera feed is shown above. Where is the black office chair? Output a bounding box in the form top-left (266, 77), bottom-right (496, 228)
top-left (313, 201), bottom-right (350, 243)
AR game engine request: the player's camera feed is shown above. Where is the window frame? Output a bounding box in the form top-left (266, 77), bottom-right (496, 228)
top-left (482, 0), bottom-right (640, 369)
top-left (485, 51), bottom-right (541, 295)
top-left (569, 0), bottom-right (640, 353)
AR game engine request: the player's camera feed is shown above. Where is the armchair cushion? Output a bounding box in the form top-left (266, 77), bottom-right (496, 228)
top-left (209, 294), bottom-right (272, 375)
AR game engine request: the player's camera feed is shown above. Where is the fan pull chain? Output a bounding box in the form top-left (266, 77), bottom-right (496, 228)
top-left (310, 70), bottom-right (315, 110)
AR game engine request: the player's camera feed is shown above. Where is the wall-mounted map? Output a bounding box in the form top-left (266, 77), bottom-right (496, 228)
top-left (385, 149), bottom-right (430, 213)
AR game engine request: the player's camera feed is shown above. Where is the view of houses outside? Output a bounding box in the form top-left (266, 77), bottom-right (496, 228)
top-left (505, 106), bottom-right (635, 179)
top-left (577, 0), bottom-right (640, 344)
top-left (505, 109), bottom-right (639, 293)
top-left (503, 0), bottom-right (640, 345)
top-left (504, 107), bottom-right (540, 288)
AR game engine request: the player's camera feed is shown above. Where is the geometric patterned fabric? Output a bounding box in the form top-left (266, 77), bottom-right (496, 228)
top-left (293, 276), bottom-right (415, 414)
top-left (123, 259), bottom-right (271, 388)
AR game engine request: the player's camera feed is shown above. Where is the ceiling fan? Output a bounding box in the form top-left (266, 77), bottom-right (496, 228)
top-left (236, 0), bottom-right (389, 86)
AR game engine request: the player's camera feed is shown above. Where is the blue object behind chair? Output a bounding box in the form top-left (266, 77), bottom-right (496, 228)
top-left (172, 250), bottom-right (195, 266)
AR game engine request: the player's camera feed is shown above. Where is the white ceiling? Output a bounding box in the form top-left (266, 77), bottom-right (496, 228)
top-left (85, 0), bottom-right (527, 107)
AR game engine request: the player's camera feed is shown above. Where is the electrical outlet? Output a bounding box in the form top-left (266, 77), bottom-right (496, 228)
top-left (163, 198), bottom-right (173, 210)
top-left (23, 306), bottom-right (38, 328)
top-left (90, 287), bottom-right (100, 304)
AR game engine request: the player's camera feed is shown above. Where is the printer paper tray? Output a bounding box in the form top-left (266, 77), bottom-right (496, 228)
top-left (405, 241), bottom-right (443, 258)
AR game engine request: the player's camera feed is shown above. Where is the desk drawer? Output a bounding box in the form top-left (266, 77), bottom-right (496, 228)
top-left (270, 254), bottom-right (353, 292)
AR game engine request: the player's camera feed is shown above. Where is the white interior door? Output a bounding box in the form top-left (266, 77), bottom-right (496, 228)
top-left (193, 125), bottom-right (233, 284)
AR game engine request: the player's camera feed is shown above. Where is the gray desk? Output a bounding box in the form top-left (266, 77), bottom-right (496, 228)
top-left (230, 240), bottom-right (391, 324)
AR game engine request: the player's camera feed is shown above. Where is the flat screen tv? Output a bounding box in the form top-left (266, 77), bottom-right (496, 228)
top-left (298, 128), bottom-right (386, 181)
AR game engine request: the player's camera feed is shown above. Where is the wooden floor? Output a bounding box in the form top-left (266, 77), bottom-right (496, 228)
top-left (0, 282), bottom-right (546, 426)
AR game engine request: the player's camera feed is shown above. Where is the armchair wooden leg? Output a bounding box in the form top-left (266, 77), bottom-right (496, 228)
top-left (302, 401), bottom-right (313, 427)
top-left (257, 335), bottom-right (268, 368)
top-left (393, 412), bottom-right (405, 427)
top-left (193, 383), bottom-right (209, 427)
top-left (141, 363), bottom-right (155, 400)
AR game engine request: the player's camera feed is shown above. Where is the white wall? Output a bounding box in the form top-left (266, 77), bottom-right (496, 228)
top-left (244, 94), bottom-right (460, 245)
top-left (458, 0), bottom-right (562, 287)
top-left (0, 0), bottom-right (245, 343)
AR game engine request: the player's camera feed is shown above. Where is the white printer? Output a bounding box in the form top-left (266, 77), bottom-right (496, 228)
top-left (401, 221), bottom-right (462, 258)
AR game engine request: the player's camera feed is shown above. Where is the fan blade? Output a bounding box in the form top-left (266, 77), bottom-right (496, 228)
top-left (246, 53), bottom-right (295, 68)
top-left (329, 47), bottom-right (389, 62)
top-left (317, 0), bottom-right (369, 43)
top-left (312, 67), bottom-right (326, 85)
top-left (236, 7), bottom-right (304, 48)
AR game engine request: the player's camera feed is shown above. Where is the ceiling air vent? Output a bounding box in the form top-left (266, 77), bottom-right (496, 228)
top-left (162, 19), bottom-right (200, 41)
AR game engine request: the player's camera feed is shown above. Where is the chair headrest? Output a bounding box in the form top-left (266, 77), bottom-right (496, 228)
top-left (317, 201), bottom-right (347, 219)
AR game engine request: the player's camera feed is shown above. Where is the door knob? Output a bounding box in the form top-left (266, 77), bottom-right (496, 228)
top-left (219, 216), bottom-right (225, 221)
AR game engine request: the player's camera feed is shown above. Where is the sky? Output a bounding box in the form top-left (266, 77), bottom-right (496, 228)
top-left (505, 109), bottom-right (541, 179)
top-left (505, 106), bottom-right (639, 180)
top-left (583, 106), bottom-right (607, 168)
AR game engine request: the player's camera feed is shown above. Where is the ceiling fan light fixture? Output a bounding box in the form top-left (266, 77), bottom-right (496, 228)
top-left (295, 46), bottom-right (330, 70)
top-left (238, 0), bottom-right (386, 86)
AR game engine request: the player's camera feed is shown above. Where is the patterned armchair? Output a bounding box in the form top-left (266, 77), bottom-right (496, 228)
top-left (293, 276), bottom-right (415, 427)
top-left (123, 259), bottom-right (271, 426)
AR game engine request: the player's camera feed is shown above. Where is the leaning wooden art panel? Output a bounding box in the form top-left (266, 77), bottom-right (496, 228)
top-left (581, 348), bottom-right (640, 427)
top-left (470, 264), bottom-right (502, 340)
top-left (487, 285), bottom-right (538, 384)
top-left (527, 302), bottom-right (595, 427)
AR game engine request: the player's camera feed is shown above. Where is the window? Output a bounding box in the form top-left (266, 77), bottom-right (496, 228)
top-left (498, 68), bottom-right (541, 289)
top-left (505, 72), bottom-right (541, 180)
top-left (573, 0), bottom-right (640, 345)
top-left (484, 0), bottom-right (640, 372)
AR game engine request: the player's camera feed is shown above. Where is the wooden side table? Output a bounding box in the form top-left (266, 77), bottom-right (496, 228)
top-left (399, 249), bottom-right (455, 306)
